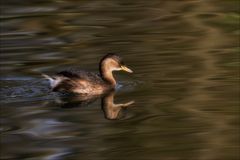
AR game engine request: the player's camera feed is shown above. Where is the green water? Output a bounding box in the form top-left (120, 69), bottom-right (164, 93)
top-left (0, 0), bottom-right (239, 160)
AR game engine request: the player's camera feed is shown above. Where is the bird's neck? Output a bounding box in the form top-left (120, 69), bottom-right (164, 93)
top-left (100, 64), bottom-right (116, 87)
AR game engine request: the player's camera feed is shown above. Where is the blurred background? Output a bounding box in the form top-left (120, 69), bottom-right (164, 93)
top-left (0, 0), bottom-right (239, 160)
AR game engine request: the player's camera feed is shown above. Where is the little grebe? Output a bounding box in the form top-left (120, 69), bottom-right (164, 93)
top-left (43, 53), bottom-right (133, 95)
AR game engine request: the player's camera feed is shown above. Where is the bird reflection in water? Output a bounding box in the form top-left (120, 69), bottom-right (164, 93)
top-left (54, 91), bottom-right (134, 120)
top-left (101, 91), bottom-right (134, 120)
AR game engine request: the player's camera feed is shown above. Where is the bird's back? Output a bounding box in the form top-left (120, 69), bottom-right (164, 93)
top-left (51, 70), bottom-right (110, 94)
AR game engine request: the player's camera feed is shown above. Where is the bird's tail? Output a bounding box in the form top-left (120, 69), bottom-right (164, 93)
top-left (41, 73), bottom-right (55, 87)
top-left (42, 73), bottom-right (53, 81)
top-left (42, 73), bottom-right (63, 89)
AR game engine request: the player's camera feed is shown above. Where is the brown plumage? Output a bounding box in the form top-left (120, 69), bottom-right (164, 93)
top-left (43, 53), bottom-right (133, 95)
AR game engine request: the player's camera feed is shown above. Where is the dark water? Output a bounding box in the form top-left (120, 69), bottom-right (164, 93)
top-left (0, 0), bottom-right (239, 160)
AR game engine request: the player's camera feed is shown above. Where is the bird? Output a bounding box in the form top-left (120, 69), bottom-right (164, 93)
top-left (42, 53), bottom-right (133, 95)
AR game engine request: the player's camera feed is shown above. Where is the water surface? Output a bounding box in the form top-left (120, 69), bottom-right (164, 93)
top-left (0, 0), bottom-right (239, 160)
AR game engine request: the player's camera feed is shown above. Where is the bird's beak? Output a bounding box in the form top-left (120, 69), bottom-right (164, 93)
top-left (121, 65), bottom-right (133, 73)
